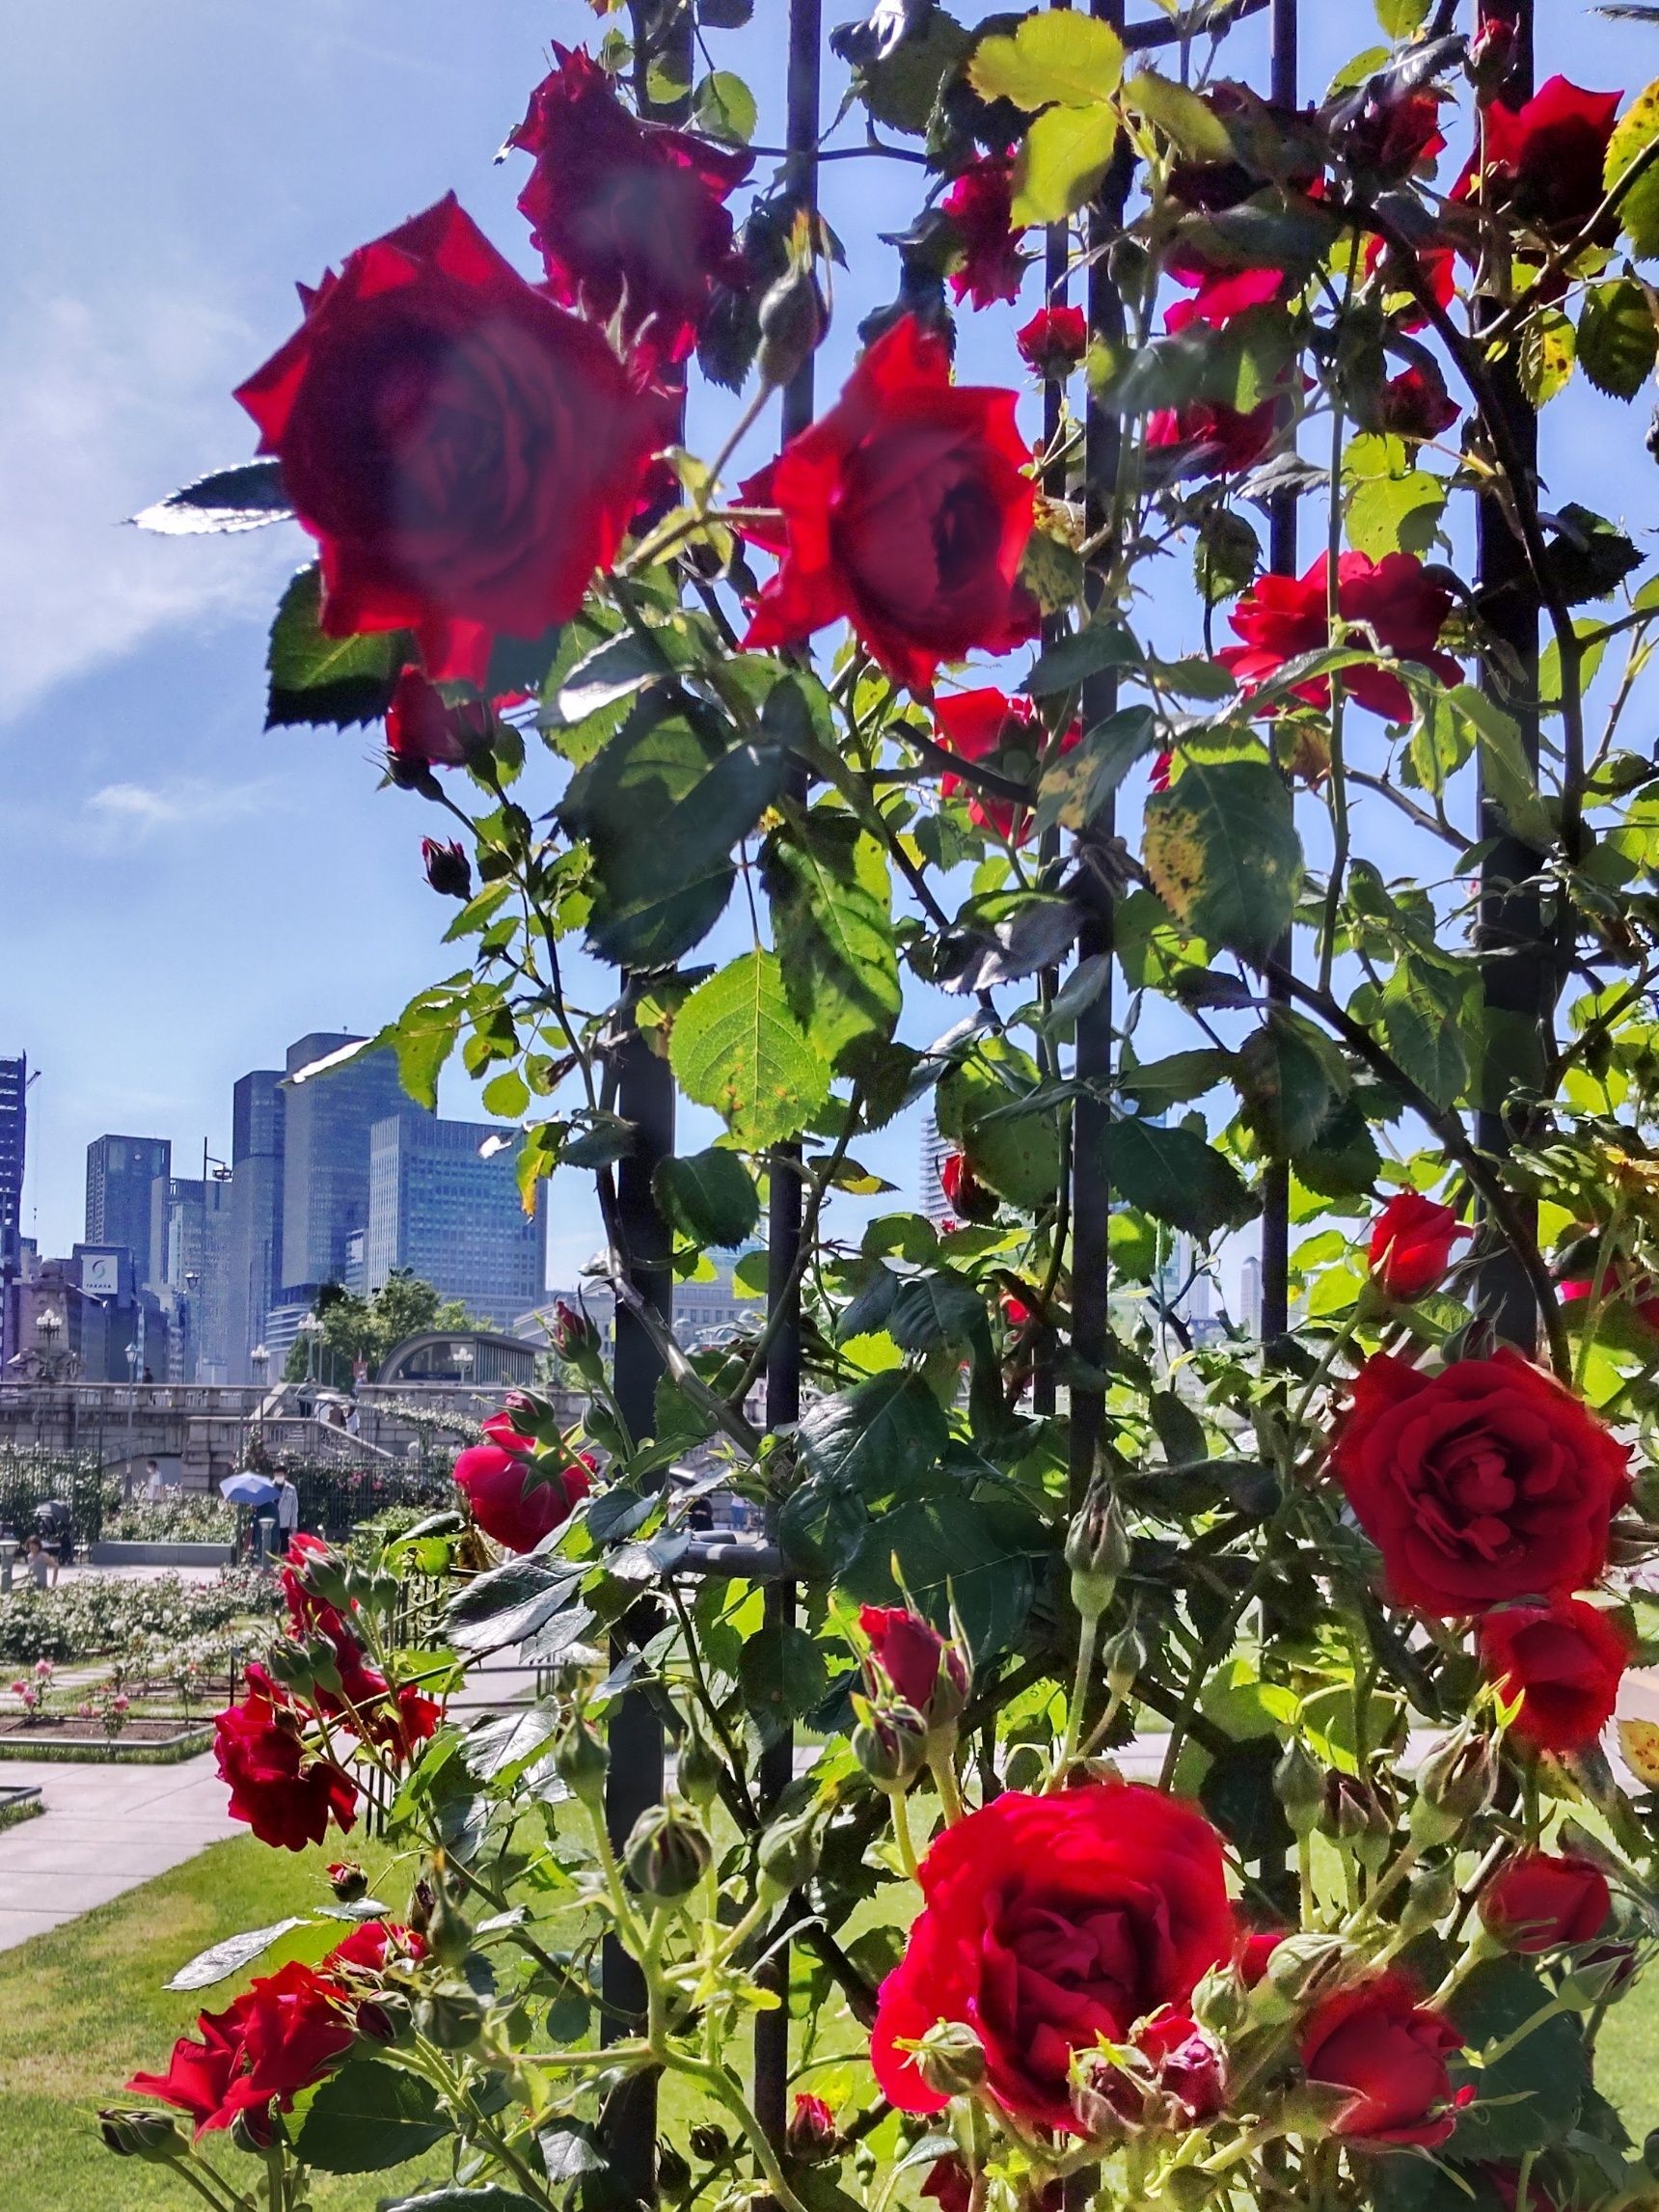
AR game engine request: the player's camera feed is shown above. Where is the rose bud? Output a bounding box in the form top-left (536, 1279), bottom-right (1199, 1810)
top-left (99, 2109), bottom-right (185, 2161)
top-left (624, 1800), bottom-right (713, 1901)
top-left (1016, 304), bottom-right (1087, 380)
top-left (1136, 2011), bottom-right (1226, 2124)
top-left (1065, 1475), bottom-right (1131, 1621)
top-left (327, 1860), bottom-right (368, 1903)
top-left (1411, 1723), bottom-right (1499, 1844)
top-left (689, 2124), bottom-right (731, 2163)
top-left (913, 2019), bottom-right (989, 2099)
top-left (657, 2140), bottom-right (693, 2196)
top-left (1560, 1938), bottom-right (1639, 2008)
top-left (1480, 1851), bottom-right (1613, 1954)
top-left (552, 1299), bottom-right (605, 1382)
top-left (1397, 1857), bottom-right (1459, 1944)
top-left (1320, 1773), bottom-right (1392, 1871)
top-left (1191, 1959), bottom-right (1250, 2036)
top-left (422, 837), bottom-right (472, 900)
top-left (859, 1605), bottom-right (969, 1733)
top-left (1273, 1736), bottom-right (1326, 1839)
top-left (677, 1728), bottom-right (722, 1808)
top-left (414, 1987), bottom-right (484, 2049)
top-left (1102, 1620), bottom-right (1147, 1696)
top-left (1299, 1975), bottom-right (1466, 2148)
top-left (852, 1699), bottom-right (930, 1791)
top-left (785, 2091), bottom-right (841, 2162)
top-left (261, 1639), bottom-right (315, 1695)
top-left (555, 1715), bottom-right (609, 1808)
top-left (229, 2105), bottom-right (282, 2154)
top-left (758, 1809), bottom-right (823, 1900)
top-left (1367, 1191), bottom-right (1470, 1300)
top-left (757, 257), bottom-right (828, 395)
top-left (424, 1875), bottom-right (473, 1967)
top-left (1262, 1930), bottom-right (1357, 2010)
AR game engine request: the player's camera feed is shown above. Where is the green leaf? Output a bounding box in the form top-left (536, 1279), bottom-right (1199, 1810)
top-left (1107, 1118), bottom-right (1258, 1241)
top-left (1374, 0), bottom-right (1430, 33)
top-left (936, 1040), bottom-right (1064, 1211)
top-left (886, 1270), bottom-right (989, 1355)
top-left (1456, 684), bottom-right (1554, 844)
top-left (739, 1620), bottom-right (829, 1721)
top-left (1605, 77), bottom-right (1659, 259)
top-left (968, 13), bottom-right (1124, 109)
top-left (669, 950), bottom-right (831, 1150)
top-left (1378, 962), bottom-right (1468, 1111)
top-left (1237, 1013), bottom-right (1349, 1157)
top-left (1013, 102), bottom-right (1122, 226)
top-left (1024, 622), bottom-right (1138, 696)
top-left (1346, 469), bottom-right (1447, 560)
top-left (1199, 1736), bottom-right (1294, 1864)
top-left (843, 1493), bottom-right (1036, 1661)
top-left (1548, 502), bottom-right (1645, 604)
top-left (797, 1372), bottom-right (949, 1500)
top-left (763, 814), bottom-right (901, 1065)
top-left (295, 2060), bottom-right (448, 2174)
top-left (777, 1477), bottom-right (869, 1580)
top-left (1446, 1957), bottom-right (1589, 2161)
top-left (693, 69), bottom-right (757, 143)
top-left (1403, 689), bottom-right (1475, 794)
top-left (1577, 278), bottom-right (1658, 397)
top-left (1122, 70), bottom-right (1234, 160)
top-left (1517, 308), bottom-right (1576, 407)
top-left (165, 1918), bottom-right (310, 1990)
top-left (1118, 1049), bottom-right (1233, 1115)
top-left (1035, 706), bottom-right (1159, 833)
top-left (387, 990), bottom-right (464, 1111)
top-left (1143, 759), bottom-right (1304, 965)
top-left (132, 458), bottom-right (291, 534)
top-left (266, 564), bottom-right (405, 729)
top-left (653, 1148), bottom-right (760, 1248)
top-left (555, 629), bottom-right (696, 724)
top-left (858, 8), bottom-right (971, 133)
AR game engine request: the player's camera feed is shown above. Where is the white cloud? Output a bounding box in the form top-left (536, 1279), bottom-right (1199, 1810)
top-left (84, 775), bottom-right (280, 838)
top-left (0, 286), bottom-right (296, 724)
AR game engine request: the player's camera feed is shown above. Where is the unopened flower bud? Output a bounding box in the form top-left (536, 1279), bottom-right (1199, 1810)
top-left (853, 1700), bottom-right (930, 1791)
top-left (303, 1634), bottom-right (343, 1698)
top-left (425, 1873), bottom-right (472, 1967)
top-left (913, 2019), bottom-right (988, 2098)
top-left (555, 1716), bottom-right (608, 1809)
top-left (263, 1639), bottom-right (314, 1694)
top-left (758, 1810), bottom-right (822, 1900)
top-left (99, 2109), bottom-right (184, 2161)
top-left (1413, 1725), bottom-right (1498, 1844)
top-left (677, 1728), bottom-right (722, 1808)
top-left (1102, 1622), bottom-right (1146, 1696)
top-left (757, 259), bottom-right (828, 393)
top-left (327, 1860), bottom-right (368, 1903)
top-left (1107, 235), bottom-right (1152, 312)
top-left (300, 1547), bottom-right (354, 1610)
top-left (690, 2123), bottom-right (731, 2163)
top-left (230, 2105), bottom-right (281, 2153)
top-left (1319, 1773), bottom-right (1392, 1868)
top-left (1398, 1856), bottom-right (1459, 1942)
top-left (785, 2091), bottom-right (841, 2161)
top-left (1262, 1931), bottom-right (1356, 2009)
top-left (1002, 1742), bottom-right (1047, 1793)
top-left (1561, 1941), bottom-right (1640, 2009)
top-left (552, 1300), bottom-right (605, 1380)
top-left (624, 1799), bottom-right (713, 1902)
top-left (1273, 1737), bottom-right (1325, 1840)
top-left (1065, 1477), bottom-right (1131, 1620)
top-left (657, 2140), bottom-right (693, 2195)
top-left (1190, 1961), bottom-right (1249, 2037)
top-left (422, 837), bottom-right (473, 900)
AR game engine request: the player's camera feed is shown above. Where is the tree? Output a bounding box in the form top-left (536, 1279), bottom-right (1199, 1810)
top-left (281, 1270), bottom-right (477, 1386)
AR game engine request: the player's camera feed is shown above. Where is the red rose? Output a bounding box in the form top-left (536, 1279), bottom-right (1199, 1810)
top-left (1017, 306), bottom-right (1088, 378)
top-left (422, 837), bottom-right (473, 900)
top-left (740, 316), bottom-right (1039, 695)
top-left (126, 1959), bottom-right (354, 2138)
top-left (386, 668), bottom-right (491, 778)
top-left (279, 1539), bottom-right (437, 1758)
top-left (214, 1665), bottom-right (358, 1851)
top-left (938, 1149), bottom-right (993, 1222)
top-left (935, 688), bottom-right (1079, 840)
top-left (1238, 1927), bottom-right (1286, 1985)
top-left (1167, 263), bottom-right (1288, 328)
top-left (1329, 1351), bottom-right (1630, 1616)
top-left (1373, 365), bottom-right (1460, 443)
top-left (943, 157), bottom-right (1028, 310)
top-left (1220, 551), bottom-right (1460, 723)
top-left (324, 1919), bottom-right (426, 1976)
top-left (508, 45), bottom-right (750, 370)
top-left (1363, 232), bottom-right (1457, 333)
top-left (1367, 1191), bottom-right (1470, 1300)
top-left (1132, 2009), bottom-right (1226, 2121)
top-left (1453, 76), bottom-right (1623, 244)
top-left (859, 1605), bottom-right (967, 1721)
top-left (1339, 85), bottom-right (1447, 179)
top-left (235, 196), bottom-right (665, 687)
top-left (454, 1435), bottom-right (594, 1553)
top-left (871, 1784), bottom-right (1236, 2132)
top-left (1300, 1975), bottom-right (1466, 2148)
top-left (1001, 1290), bottom-right (1035, 1330)
top-left (785, 2091), bottom-right (840, 2160)
top-left (1477, 1598), bottom-right (1630, 1753)
top-left (1480, 1851), bottom-right (1612, 1953)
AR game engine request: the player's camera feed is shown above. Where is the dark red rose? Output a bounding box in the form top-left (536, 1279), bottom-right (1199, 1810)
top-left (871, 1784), bottom-right (1236, 2132)
top-left (1001, 1290), bottom-right (1035, 1329)
top-left (454, 1435), bottom-right (594, 1552)
top-left (1017, 305), bottom-right (1088, 378)
top-left (1453, 76), bottom-right (1623, 244)
top-left (943, 157), bottom-right (1028, 310)
top-left (1300, 1975), bottom-right (1466, 2148)
top-left (921, 2160), bottom-right (973, 2212)
top-left (323, 1919), bottom-right (426, 1975)
top-left (785, 2091), bottom-right (840, 2160)
top-left (1367, 1192), bottom-right (1470, 1299)
top-left (938, 1149), bottom-right (993, 1222)
top-left (214, 1664), bottom-right (358, 1851)
top-left (1133, 2009), bottom-right (1226, 2121)
top-left (859, 1605), bottom-right (967, 1723)
top-left (1477, 1598), bottom-right (1630, 1753)
top-left (1167, 263), bottom-right (1288, 328)
top-left (1220, 551), bottom-right (1461, 724)
top-left (1363, 232), bottom-right (1457, 333)
top-left (1238, 1927), bottom-right (1286, 1985)
top-left (1147, 291), bottom-right (1288, 474)
top-left (1329, 1351), bottom-right (1629, 1616)
top-left (279, 1539), bottom-right (437, 1759)
top-left (740, 316), bottom-right (1038, 695)
top-left (422, 837), bottom-right (472, 900)
top-left (508, 45), bottom-right (750, 370)
top-left (125, 1959), bottom-right (354, 2138)
top-left (385, 668), bottom-right (490, 778)
top-left (1372, 364), bottom-right (1460, 443)
top-left (1339, 86), bottom-right (1447, 180)
top-left (1480, 1851), bottom-right (1612, 1953)
top-left (935, 688), bottom-right (1079, 841)
top-left (235, 196), bottom-right (666, 687)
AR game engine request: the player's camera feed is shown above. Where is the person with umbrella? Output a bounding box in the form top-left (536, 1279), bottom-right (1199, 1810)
top-left (220, 1470), bottom-right (280, 1567)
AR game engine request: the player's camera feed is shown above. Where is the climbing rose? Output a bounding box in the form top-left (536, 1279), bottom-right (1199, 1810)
top-left (454, 1432), bottom-right (594, 1553)
top-left (385, 669), bottom-right (492, 779)
top-left (126, 1959), bottom-right (354, 2138)
top-left (214, 1663), bottom-right (358, 1851)
top-left (871, 1784), bottom-right (1235, 2132)
top-left (279, 1537), bottom-right (439, 1759)
top-left (1219, 550), bottom-right (1461, 723)
top-left (1480, 1851), bottom-right (1612, 1953)
top-left (934, 688), bottom-right (1079, 840)
top-left (943, 157), bottom-right (1027, 309)
top-left (1338, 85), bottom-right (1447, 179)
top-left (422, 837), bottom-right (472, 900)
top-left (1329, 1352), bottom-right (1630, 1616)
top-left (859, 1605), bottom-right (966, 1723)
top-left (507, 45), bottom-right (750, 369)
top-left (1017, 305), bottom-right (1087, 377)
top-left (1299, 1976), bottom-right (1466, 2148)
top-left (786, 2092), bottom-right (840, 2160)
top-left (1167, 262), bottom-right (1287, 327)
top-left (740, 316), bottom-right (1038, 695)
top-left (1477, 1598), bottom-right (1631, 1753)
top-left (235, 196), bottom-right (666, 687)
top-left (1453, 76), bottom-right (1623, 243)
top-left (1367, 1191), bottom-right (1469, 1299)
top-left (1373, 364), bottom-right (1460, 442)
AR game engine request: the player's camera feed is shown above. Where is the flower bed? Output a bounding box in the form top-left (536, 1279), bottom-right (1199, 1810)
top-left (0, 1570), bottom-right (278, 1666)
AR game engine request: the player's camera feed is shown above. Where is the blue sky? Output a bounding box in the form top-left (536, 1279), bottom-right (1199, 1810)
top-left (3, 1), bottom-right (1652, 1293)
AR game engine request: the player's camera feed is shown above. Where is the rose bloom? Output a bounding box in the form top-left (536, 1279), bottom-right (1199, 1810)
top-left (935, 688), bottom-right (1079, 841)
top-left (1373, 365), bottom-right (1460, 443)
top-left (785, 2091), bottom-right (839, 2160)
top-left (1338, 84), bottom-right (1447, 179)
top-left (1477, 1598), bottom-right (1631, 1753)
top-left (943, 156), bottom-right (1028, 310)
top-left (1166, 261), bottom-right (1288, 328)
top-left (1017, 305), bottom-right (1088, 378)
top-left (126, 1958), bottom-right (355, 2138)
top-left (740, 316), bottom-right (1038, 695)
top-left (386, 668), bottom-right (493, 779)
top-left (1480, 1851), bottom-right (1612, 1953)
top-left (871, 1784), bottom-right (1236, 2132)
top-left (938, 1149), bottom-right (993, 1223)
top-left (279, 1536), bottom-right (439, 1759)
top-left (1300, 1975), bottom-right (1466, 2148)
top-left (453, 1431), bottom-right (594, 1553)
top-left (1453, 76), bottom-right (1623, 244)
top-left (214, 1664), bottom-right (358, 1851)
top-left (859, 1605), bottom-right (965, 1721)
top-left (508, 44), bottom-right (750, 369)
top-left (1220, 551), bottom-right (1460, 724)
top-left (1329, 1351), bottom-right (1630, 1616)
top-left (235, 196), bottom-right (666, 687)
top-left (1238, 1927), bottom-right (1286, 1985)
top-left (1367, 1191), bottom-right (1470, 1300)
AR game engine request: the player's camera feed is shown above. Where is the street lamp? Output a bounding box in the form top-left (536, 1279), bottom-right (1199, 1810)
top-left (453, 1341), bottom-right (475, 1381)
top-left (298, 1312), bottom-right (324, 1384)
top-left (250, 1343), bottom-right (269, 1384)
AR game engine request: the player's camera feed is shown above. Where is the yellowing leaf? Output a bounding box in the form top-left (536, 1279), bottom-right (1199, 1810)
top-left (668, 950), bottom-right (831, 1150)
top-left (1012, 103), bottom-right (1121, 226)
top-left (1618, 1716), bottom-right (1659, 1788)
top-left (968, 13), bottom-right (1123, 111)
top-left (1605, 78), bottom-right (1659, 260)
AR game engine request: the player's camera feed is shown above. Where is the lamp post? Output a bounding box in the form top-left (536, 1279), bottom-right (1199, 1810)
top-left (298, 1313), bottom-right (324, 1386)
top-left (453, 1340), bottom-right (475, 1404)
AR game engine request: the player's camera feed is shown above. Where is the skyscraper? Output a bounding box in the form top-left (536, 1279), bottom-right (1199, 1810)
top-left (224, 1069), bottom-right (286, 1384)
top-left (0, 1054), bottom-right (26, 1273)
top-left (281, 1033), bottom-right (426, 1295)
top-left (85, 1133), bottom-right (171, 1286)
top-left (367, 1114), bottom-right (546, 1331)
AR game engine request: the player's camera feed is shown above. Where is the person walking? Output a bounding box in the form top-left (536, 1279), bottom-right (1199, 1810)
top-left (273, 1470), bottom-right (300, 1556)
